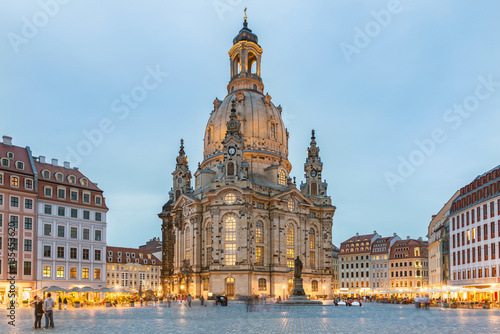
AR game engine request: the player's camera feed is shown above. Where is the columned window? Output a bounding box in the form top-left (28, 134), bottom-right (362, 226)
top-left (225, 216), bottom-right (237, 266)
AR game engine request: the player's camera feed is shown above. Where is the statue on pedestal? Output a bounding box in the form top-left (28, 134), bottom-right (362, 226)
top-left (294, 256), bottom-right (303, 279)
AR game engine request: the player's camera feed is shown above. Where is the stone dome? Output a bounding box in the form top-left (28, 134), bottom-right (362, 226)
top-left (202, 90), bottom-right (289, 167)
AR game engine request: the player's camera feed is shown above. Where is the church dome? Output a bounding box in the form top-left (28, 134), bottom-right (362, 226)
top-left (233, 20), bottom-right (259, 45)
top-left (203, 91), bottom-right (288, 162)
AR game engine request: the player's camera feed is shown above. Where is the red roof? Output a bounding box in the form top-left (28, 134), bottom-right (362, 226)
top-left (0, 142), bottom-right (35, 175)
top-left (34, 160), bottom-right (102, 191)
top-left (340, 233), bottom-right (377, 254)
top-left (107, 246), bottom-right (161, 266)
top-left (389, 239), bottom-right (428, 260)
top-left (370, 236), bottom-right (396, 255)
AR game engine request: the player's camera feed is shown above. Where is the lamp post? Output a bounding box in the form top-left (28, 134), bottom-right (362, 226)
top-left (282, 285), bottom-right (286, 300)
top-left (323, 286), bottom-right (326, 299)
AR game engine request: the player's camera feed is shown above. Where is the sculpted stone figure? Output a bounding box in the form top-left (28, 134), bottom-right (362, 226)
top-left (294, 256), bottom-right (303, 278)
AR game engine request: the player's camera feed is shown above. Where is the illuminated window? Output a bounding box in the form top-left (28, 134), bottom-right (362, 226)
top-left (258, 278), bottom-right (266, 291)
top-left (256, 221), bottom-right (263, 243)
top-left (82, 268), bottom-right (89, 279)
top-left (309, 229), bottom-right (315, 249)
top-left (56, 173), bottom-right (63, 182)
top-left (57, 267), bottom-right (64, 278)
top-left (81, 178), bottom-right (88, 186)
top-left (287, 224), bottom-right (295, 268)
top-left (225, 216), bottom-right (236, 242)
top-left (310, 251), bottom-right (315, 268)
top-left (203, 278), bottom-right (209, 291)
top-left (11, 176), bottom-right (19, 187)
top-left (288, 198), bottom-right (295, 212)
top-left (224, 192), bottom-right (236, 205)
top-left (278, 170), bottom-right (286, 186)
top-left (225, 244), bottom-right (236, 266)
top-left (94, 268), bottom-right (101, 279)
top-left (43, 266), bottom-right (51, 278)
top-left (68, 175), bottom-right (76, 184)
top-left (206, 222), bottom-right (212, 245)
top-left (312, 280), bottom-right (318, 291)
top-left (256, 246), bottom-right (264, 265)
top-left (225, 216), bottom-right (237, 266)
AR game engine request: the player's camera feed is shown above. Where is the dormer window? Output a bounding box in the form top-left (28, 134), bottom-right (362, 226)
top-left (139, 253), bottom-right (143, 258)
top-left (278, 170), bottom-right (286, 186)
top-left (95, 196), bottom-right (102, 205)
top-left (126, 252), bottom-right (130, 257)
top-left (43, 170), bottom-right (50, 179)
top-left (25, 179), bottom-right (33, 190)
top-left (131, 253), bottom-right (135, 258)
top-left (117, 258), bottom-right (122, 263)
top-left (15, 161), bottom-right (24, 170)
top-left (7, 152), bottom-right (14, 159)
top-left (68, 175), bottom-right (76, 184)
top-left (108, 251), bottom-right (113, 256)
top-left (56, 173), bottom-right (63, 182)
top-left (135, 259), bottom-right (139, 263)
top-left (147, 254), bottom-right (151, 259)
top-left (1, 158), bottom-right (9, 167)
top-left (143, 259), bottom-right (147, 264)
top-left (80, 178), bottom-right (88, 186)
top-left (126, 258), bottom-right (130, 263)
top-left (117, 251), bottom-right (122, 257)
top-left (108, 257), bottom-right (112, 262)
top-left (11, 176), bottom-right (19, 187)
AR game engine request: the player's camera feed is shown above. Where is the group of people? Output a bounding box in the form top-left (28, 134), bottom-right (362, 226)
top-left (163, 294), bottom-right (194, 307)
top-left (30, 293), bottom-right (60, 329)
top-left (415, 296), bottom-right (430, 309)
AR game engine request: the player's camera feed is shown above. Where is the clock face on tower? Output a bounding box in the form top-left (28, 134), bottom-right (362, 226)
top-left (310, 169), bottom-right (317, 177)
top-left (228, 147), bottom-right (236, 156)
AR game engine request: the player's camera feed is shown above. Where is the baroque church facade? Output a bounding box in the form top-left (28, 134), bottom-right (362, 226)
top-left (159, 18), bottom-right (336, 299)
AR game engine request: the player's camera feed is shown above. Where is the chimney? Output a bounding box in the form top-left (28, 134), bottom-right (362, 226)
top-left (406, 236), bottom-right (410, 240)
top-left (51, 159), bottom-right (58, 166)
top-left (64, 161), bottom-right (70, 169)
top-left (373, 230), bottom-right (377, 234)
top-left (2, 136), bottom-right (12, 146)
top-left (418, 237), bottom-right (423, 242)
top-left (393, 233), bottom-right (397, 237)
top-left (73, 167), bottom-right (79, 170)
top-left (39, 156), bottom-right (46, 164)
top-left (356, 232), bottom-right (359, 237)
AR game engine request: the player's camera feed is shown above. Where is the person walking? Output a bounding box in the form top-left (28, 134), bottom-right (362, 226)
top-left (58, 296), bottom-right (62, 310)
top-left (187, 294), bottom-right (192, 307)
top-left (63, 298), bottom-right (68, 310)
top-left (43, 293), bottom-right (56, 329)
top-left (200, 295), bottom-right (204, 307)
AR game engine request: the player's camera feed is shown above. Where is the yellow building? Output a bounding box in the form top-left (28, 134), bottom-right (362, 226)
top-left (159, 18), bottom-right (336, 300)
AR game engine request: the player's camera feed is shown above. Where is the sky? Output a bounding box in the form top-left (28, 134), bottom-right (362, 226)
top-left (1, 0), bottom-right (500, 248)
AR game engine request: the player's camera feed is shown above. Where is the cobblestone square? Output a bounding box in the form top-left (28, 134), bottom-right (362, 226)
top-left (2, 301), bottom-right (500, 333)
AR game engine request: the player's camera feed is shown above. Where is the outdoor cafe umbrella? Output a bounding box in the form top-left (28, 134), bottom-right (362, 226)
top-left (76, 286), bottom-right (97, 292)
top-left (43, 286), bottom-right (69, 292)
top-left (99, 287), bottom-right (112, 293)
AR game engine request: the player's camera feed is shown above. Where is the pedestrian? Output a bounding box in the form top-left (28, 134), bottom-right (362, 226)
top-left (58, 296), bottom-right (62, 310)
top-left (63, 297), bottom-right (68, 310)
top-left (179, 295), bottom-right (182, 304)
top-left (187, 294), bottom-right (192, 307)
top-left (167, 296), bottom-right (171, 308)
top-left (29, 296), bottom-right (38, 329)
top-left (43, 293), bottom-right (56, 329)
top-left (200, 295), bottom-right (204, 306)
top-left (34, 297), bottom-right (45, 329)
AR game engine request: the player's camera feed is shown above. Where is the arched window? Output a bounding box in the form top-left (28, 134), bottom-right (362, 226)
top-left (175, 190), bottom-right (181, 201)
top-left (256, 221), bottom-right (263, 243)
top-left (207, 127), bottom-right (212, 144)
top-left (309, 228), bottom-right (315, 249)
top-left (248, 52), bottom-right (257, 74)
top-left (258, 278), bottom-right (266, 291)
top-left (311, 182), bottom-right (317, 196)
top-left (311, 280), bottom-right (318, 292)
top-left (278, 170), bottom-right (286, 186)
top-left (233, 54), bottom-right (241, 76)
top-left (227, 161), bottom-right (235, 176)
top-left (287, 224), bottom-right (295, 268)
top-left (225, 216), bottom-right (237, 266)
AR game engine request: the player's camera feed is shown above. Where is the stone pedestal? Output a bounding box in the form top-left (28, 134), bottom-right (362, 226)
top-left (290, 278), bottom-right (306, 298)
top-left (279, 277), bottom-right (322, 305)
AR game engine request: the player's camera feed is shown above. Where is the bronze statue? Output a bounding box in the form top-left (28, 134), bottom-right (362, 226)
top-left (294, 256), bottom-right (303, 278)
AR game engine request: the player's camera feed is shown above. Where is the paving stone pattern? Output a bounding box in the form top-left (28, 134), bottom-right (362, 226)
top-left (2, 301), bottom-right (500, 333)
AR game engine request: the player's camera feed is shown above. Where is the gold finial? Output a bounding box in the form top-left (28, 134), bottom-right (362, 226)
top-left (244, 7), bottom-right (247, 21)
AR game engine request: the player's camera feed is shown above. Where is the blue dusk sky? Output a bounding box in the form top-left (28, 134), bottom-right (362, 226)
top-left (1, 1), bottom-right (499, 247)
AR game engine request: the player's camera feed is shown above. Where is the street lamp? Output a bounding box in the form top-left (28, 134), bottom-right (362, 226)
top-left (323, 286), bottom-right (326, 298)
top-left (282, 285), bottom-right (286, 299)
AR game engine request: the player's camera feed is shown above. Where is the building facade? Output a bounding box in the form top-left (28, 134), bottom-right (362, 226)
top-left (339, 232), bottom-right (381, 294)
top-left (428, 191), bottom-right (459, 288)
top-left (332, 245), bottom-right (339, 294)
top-left (106, 246), bottom-right (161, 293)
top-left (449, 165), bottom-right (500, 288)
top-left (0, 136), bottom-right (37, 303)
top-left (370, 234), bottom-right (400, 291)
top-left (34, 157), bottom-right (108, 290)
top-left (159, 18), bottom-right (336, 300)
top-left (388, 238), bottom-right (429, 290)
